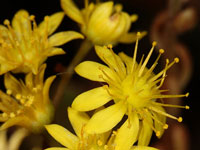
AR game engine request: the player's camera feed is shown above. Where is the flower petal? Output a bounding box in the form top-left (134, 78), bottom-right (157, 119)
top-left (68, 107), bottom-right (89, 138)
top-left (115, 113), bottom-right (139, 150)
top-left (48, 31), bottom-right (84, 47)
top-left (45, 148), bottom-right (69, 150)
top-left (118, 31), bottom-right (147, 44)
top-left (131, 146), bottom-right (158, 150)
top-left (75, 61), bottom-right (120, 82)
top-left (0, 130), bottom-right (7, 150)
top-left (38, 12), bottom-right (64, 36)
top-left (85, 101), bottom-right (126, 134)
top-left (48, 48), bottom-right (66, 57)
top-left (43, 75), bottom-right (56, 104)
top-left (138, 112), bottom-right (153, 146)
top-left (61, 0), bottom-right (84, 24)
top-left (45, 124), bottom-right (78, 149)
top-left (95, 46), bottom-right (126, 76)
top-left (72, 87), bottom-right (112, 111)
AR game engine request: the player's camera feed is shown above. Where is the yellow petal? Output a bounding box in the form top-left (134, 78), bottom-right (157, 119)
top-left (35, 64), bottom-right (46, 86)
top-left (38, 12), bottom-right (64, 36)
top-left (0, 116), bottom-right (30, 131)
top-left (61, 0), bottom-right (84, 24)
top-left (152, 105), bottom-right (166, 138)
top-left (95, 46), bottom-right (126, 76)
top-left (131, 146), bottom-right (158, 150)
top-left (11, 9), bottom-right (31, 39)
top-left (0, 130), bottom-right (7, 150)
top-left (48, 48), bottom-right (66, 57)
top-left (4, 73), bottom-right (24, 96)
top-left (115, 113), bottom-right (139, 150)
top-left (75, 61), bottom-right (120, 82)
top-left (85, 101), bottom-right (126, 134)
top-left (68, 107), bottom-right (89, 138)
top-left (45, 124), bottom-right (78, 149)
top-left (138, 112), bottom-right (153, 146)
top-left (48, 31), bottom-right (84, 47)
top-left (45, 148), bottom-right (69, 150)
top-left (43, 76), bottom-right (56, 104)
top-left (118, 31), bottom-right (147, 44)
top-left (118, 52), bottom-right (133, 74)
top-left (72, 87), bottom-right (112, 111)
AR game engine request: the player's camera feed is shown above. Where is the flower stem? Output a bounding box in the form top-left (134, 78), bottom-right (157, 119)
top-left (53, 39), bottom-right (93, 108)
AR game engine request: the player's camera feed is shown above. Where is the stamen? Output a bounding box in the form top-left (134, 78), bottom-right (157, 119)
top-left (2, 113), bottom-right (8, 118)
top-left (138, 41), bottom-right (157, 77)
top-left (6, 89), bottom-right (12, 95)
top-left (10, 112), bottom-right (16, 118)
top-left (97, 140), bottom-right (103, 146)
top-left (151, 92), bottom-right (189, 99)
top-left (131, 32), bottom-right (140, 73)
top-left (16, 94), bottom-right (22, 100)
top-left (153, 102), bottom-right (190, 110)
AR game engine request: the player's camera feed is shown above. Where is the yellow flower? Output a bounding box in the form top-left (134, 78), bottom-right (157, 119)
top-left (0, 64), bottom-right (55, 133)
top-left (61, 0), bottom-right (146, 45)
top-left (45, 107), bottom-right (158, 150)
top-left (0, 9), bottom-right (84, 75)
top-left (0, 128), bottom-right (28, 150)
top-left (73, 33), bottom-right (189, 145)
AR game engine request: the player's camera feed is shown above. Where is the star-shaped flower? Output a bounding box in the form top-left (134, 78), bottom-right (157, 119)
top-left (45, 107), bottom-right (158, 150)
top-left (61, 0), bottom-right (146, 45)
top-left (0, 9), bottom-right (83, 75)
top-left (0, 64), bottom-right (55, 133)
top-left (73, 33), bottom-right (189, 145)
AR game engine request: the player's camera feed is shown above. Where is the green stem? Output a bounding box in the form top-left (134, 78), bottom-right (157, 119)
top-left (53, 39), bottom-right (93, 108)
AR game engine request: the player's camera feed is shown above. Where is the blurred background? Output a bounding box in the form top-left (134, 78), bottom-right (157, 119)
top-left (0, 0), bottom-right (200, 150)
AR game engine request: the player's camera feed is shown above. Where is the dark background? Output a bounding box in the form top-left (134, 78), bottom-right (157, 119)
top-left (0, 0), bottom-right (200, 149)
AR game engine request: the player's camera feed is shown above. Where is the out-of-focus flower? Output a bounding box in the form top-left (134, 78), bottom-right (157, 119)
top-left (0, 128), bottom-right (29, 150)
top-left (73, 33), bottom-right (189, 145)
top-left (45, 107), bottom-right (158, 150)
top-left (0, 64), bottom-right (55, 133)
top-left (0, 9), bottom-right (84, 75)
top-left (61, 0), bottom-right (146, 45)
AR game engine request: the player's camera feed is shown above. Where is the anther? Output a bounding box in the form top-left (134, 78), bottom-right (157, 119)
top-left (29, 15), bottom-right (35, 20)
top-left (44, 16), bottom-right (49, 21)
top-left (3, 19), bottom-right (10, 25)
top-left (107, 44), bottom-right (113, 49)
top-left (97, 140), bottom-right (103, 146)
top-left (2, 113), bottom-right (8, 118)
top-left (185, 92), bottom-right (189, 97)
top-left (10, 112), bottom-right (16, 118)
top-left (159, 49), bottom-right (164, 54)
top-left (16, 94), bottom-right (22, 100)
top-left (6, 89), bottom-right (12, 95)
top-left (136, 32), bottom-right (141, 37)
top-left (104, 145), bottom-right (108, 149)
top-left (17, 110), bottom-right (22, 114)
top-left (20, 99), bottom-right (25, 104)
top-left (174, 57), bottom-right (179, 63)
top-left (178, 117), bottom-right (183, 122)
top-left (185, 105), bottom-right (190, 109)
top-left (152, 41), bottom-right (157, 46)
top-left (163, 124), bottom-right (168, 129)
top-left (156, 131), bottom-right (161, 137)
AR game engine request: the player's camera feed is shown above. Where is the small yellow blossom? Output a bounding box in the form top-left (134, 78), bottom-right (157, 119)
top-left (73, 33), bottom-right (189, 145)
top-left (0, 128), bottom-right (28, 150)
top-left (45, 107), bottom-right (158, 150)
top-left (61, 0), bottom-right (146, 45)
top-left (0, 64), bottom-right (55, 133)
top-left (0, 9), bottom-right (83, 75)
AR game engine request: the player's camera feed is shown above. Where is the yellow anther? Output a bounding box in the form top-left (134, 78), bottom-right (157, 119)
top-left (107, 44), bottom-right (113, 49)
top-left (185, 105), bottom-right (190, 109)
top-left (156, 131), bottom-right (161, 137)
top-left (166, 59), bottom-right (169, 64)
top-left (163, 124), bottom-right (168, 129)
top-left (16, 94), bottom-right (22, 100)
top-left (6, 89), bottom-right (12, 95)
top-left (152, 41), bottom-right (157, 46)
top-left (185, 92), bottom-right (189, 97)
top-left (104, 145), bottom-right (108, 149)
top-left (112, 131), bottom-right (117, 135)
top-left (20, 99), bottom-right (25, 104)
top-left (130, 14), bottom-right (138, 22)
top-left (174, 57), bottom-right (179, 63)
top-left (17, 110), bottom-right (22, 114)
top-left (159, 49), bottom-right (165, 54)
top-left (10, 112), bottom-right (16, 118)
top-left (2, 113), bottom-right (8, 118)
top-left (44, 16), bottom-right (49, 21)
top-left (97, 140), bottom-right (103, 146)
top-left (178, 117), bottom-right (183, 122)
top-left (29, 15), bottom-right (35, 20)
top-left (3, 19), bottom-right (10, 25)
